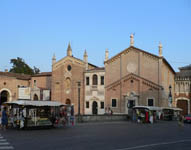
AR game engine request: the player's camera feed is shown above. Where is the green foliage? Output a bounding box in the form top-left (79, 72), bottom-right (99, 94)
top-left (33, 66), bottom-right (40, 74)
top-left (9, 57), bottom-right (40, 75)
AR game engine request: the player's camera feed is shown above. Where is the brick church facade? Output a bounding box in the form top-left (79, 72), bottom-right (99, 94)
top-left (104, 35), bottom-right (175, 114)
top-left (175, 65), bottom-right (191, 115)
top-left (0, 35), bottom-right (177, 115)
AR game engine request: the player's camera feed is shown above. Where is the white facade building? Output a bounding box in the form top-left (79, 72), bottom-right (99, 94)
top-left (84, 68), bottom-right (105, 115)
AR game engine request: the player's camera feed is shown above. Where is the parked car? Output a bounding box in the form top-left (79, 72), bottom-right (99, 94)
top-left (184, 114), bottom-right (191, 123)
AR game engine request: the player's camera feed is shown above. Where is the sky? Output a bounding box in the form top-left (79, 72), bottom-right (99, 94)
top-left (0, 0), bottom-right (191, 72)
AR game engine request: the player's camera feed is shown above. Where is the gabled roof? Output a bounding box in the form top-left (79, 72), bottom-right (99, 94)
top-left (85, 67), bottom-right (105, 73)
top-left (55, 55), bottom-right (98, 68)
top-left (32, 72), bottom-right (52, 77)
top-left (106, 73), bottom-right (163, 90)
top-left (104, 46), bottom-right (175, 74)
top-left (0, 71), bottom-right (31, 80)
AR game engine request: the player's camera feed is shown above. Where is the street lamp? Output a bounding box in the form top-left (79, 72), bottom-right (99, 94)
top-left (168, 85), bottom-right (172, 107)
top-left (77, 81), bottom-right (81, 121)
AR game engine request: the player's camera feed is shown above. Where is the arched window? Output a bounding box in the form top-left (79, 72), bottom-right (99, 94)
top-left (92, 74), bottom-right (98, 85)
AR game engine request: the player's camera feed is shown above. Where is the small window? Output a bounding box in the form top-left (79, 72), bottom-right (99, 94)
top-left (34, 80), bottom-right (36, 86)
top-left (101, 102), bottom-right (104, 109)
top-left (92, 74), bottom-right (98, 85)
top-left (86, 77), bottom-right (89, 85)
top-left (67, 65), bottom-right (72, 71)
top-left (112, 99), bottom-right (117, 107)
top-left (148, 99), bottom-right (154, 106)
top-left (86, 101), bottom-right (89, 108)
top-left (101, 76), bottom-right (104, 85)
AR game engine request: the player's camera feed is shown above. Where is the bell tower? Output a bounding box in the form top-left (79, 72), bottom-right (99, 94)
top-left (67, 42), bottom-right (72, 56)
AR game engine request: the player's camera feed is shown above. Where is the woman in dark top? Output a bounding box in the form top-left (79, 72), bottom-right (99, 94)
top-left (2, 107), bottom-right (8, 130)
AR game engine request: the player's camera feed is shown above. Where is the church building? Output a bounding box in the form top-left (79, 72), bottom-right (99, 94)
top-left (104, 35), bottom-right (175, 114)
top-left (175, 65), bottom-right (191, 115)
top-left (51, 43), bottom-right (98, 115)
top-left (0, 35), bottom-right (177, 115)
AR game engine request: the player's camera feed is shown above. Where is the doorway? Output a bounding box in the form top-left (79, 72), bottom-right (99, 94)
top-left (33, 94), bottom-right (39, 100)
top-left (0, 90), bottom-right (9, 105)
top-left (177, 100), bottom-right (188, 115)
top-left (125, 99), bottom-right (135, 114)
top-left (92, 101), bottom-right (98, 115)
top-left (66, 99), bottom-right (71, 105)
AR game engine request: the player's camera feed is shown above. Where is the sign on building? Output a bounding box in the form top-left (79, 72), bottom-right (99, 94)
top-left (18, 87), bottom-right (31, 99)
top-left (43, 90), bottom-right (50, 100)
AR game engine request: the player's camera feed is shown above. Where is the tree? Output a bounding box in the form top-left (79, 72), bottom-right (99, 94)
top-left (9, 57), bottom-right (40, 75)
top-left (33, 66), bottom-right (40, 74)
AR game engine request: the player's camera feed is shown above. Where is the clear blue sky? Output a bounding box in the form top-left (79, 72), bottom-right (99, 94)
top-left (0, 0), bottom-right (191, 72)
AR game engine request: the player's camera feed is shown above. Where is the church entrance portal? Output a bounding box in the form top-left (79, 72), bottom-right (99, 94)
top-left (177, 100), bottom-right (188, 116)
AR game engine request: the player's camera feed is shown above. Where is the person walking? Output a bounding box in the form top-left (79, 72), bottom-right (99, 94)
top-left (2, 107), bottom-right (8, 130)
top-left (178, 114), bottom-right (184, 127)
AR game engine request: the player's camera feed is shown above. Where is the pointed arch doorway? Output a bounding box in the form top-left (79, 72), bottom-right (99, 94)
top-left (33, 94), bottom-right (39, 100)
top-left (92, 101), bottom-right (98, 115)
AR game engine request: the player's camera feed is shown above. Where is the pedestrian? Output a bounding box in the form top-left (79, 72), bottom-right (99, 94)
top-left (149, 111), bottom-right (153, 124)
top-left (181, 115), bottom-right (184, 127)
top-left (110, 109), bottom-right (113, 115)
top-left (108, 107), bottom-right (111, 115)
top-left (145, 110), bottom-right (149, 123)
top-left (70, 105), bottom-right (74, 126)
top-left (158, 111), bottom-right (161, 120)
top-left (2, 107), bottom-right (8, 130)
top-left (178, 114), bottom-right (184, 127)
top-left (0, 108), bottom-right (2, 129)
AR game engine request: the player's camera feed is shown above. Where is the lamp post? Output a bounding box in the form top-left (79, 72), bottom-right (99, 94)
top-left (168, 85), bottom-right (172, 107)
top-left (77, 81), bottom-right (81, 122)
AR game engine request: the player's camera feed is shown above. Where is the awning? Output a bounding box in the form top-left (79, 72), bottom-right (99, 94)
top-left (4, 100), bottom-right (65, 107)
top-left (162, 107), bottom-right (182, 111)
top-left (133, 106), bottom-right (162, 111)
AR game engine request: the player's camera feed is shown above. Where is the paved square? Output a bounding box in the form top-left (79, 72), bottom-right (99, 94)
top-left (1, 121), bottom-right (191, 150)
